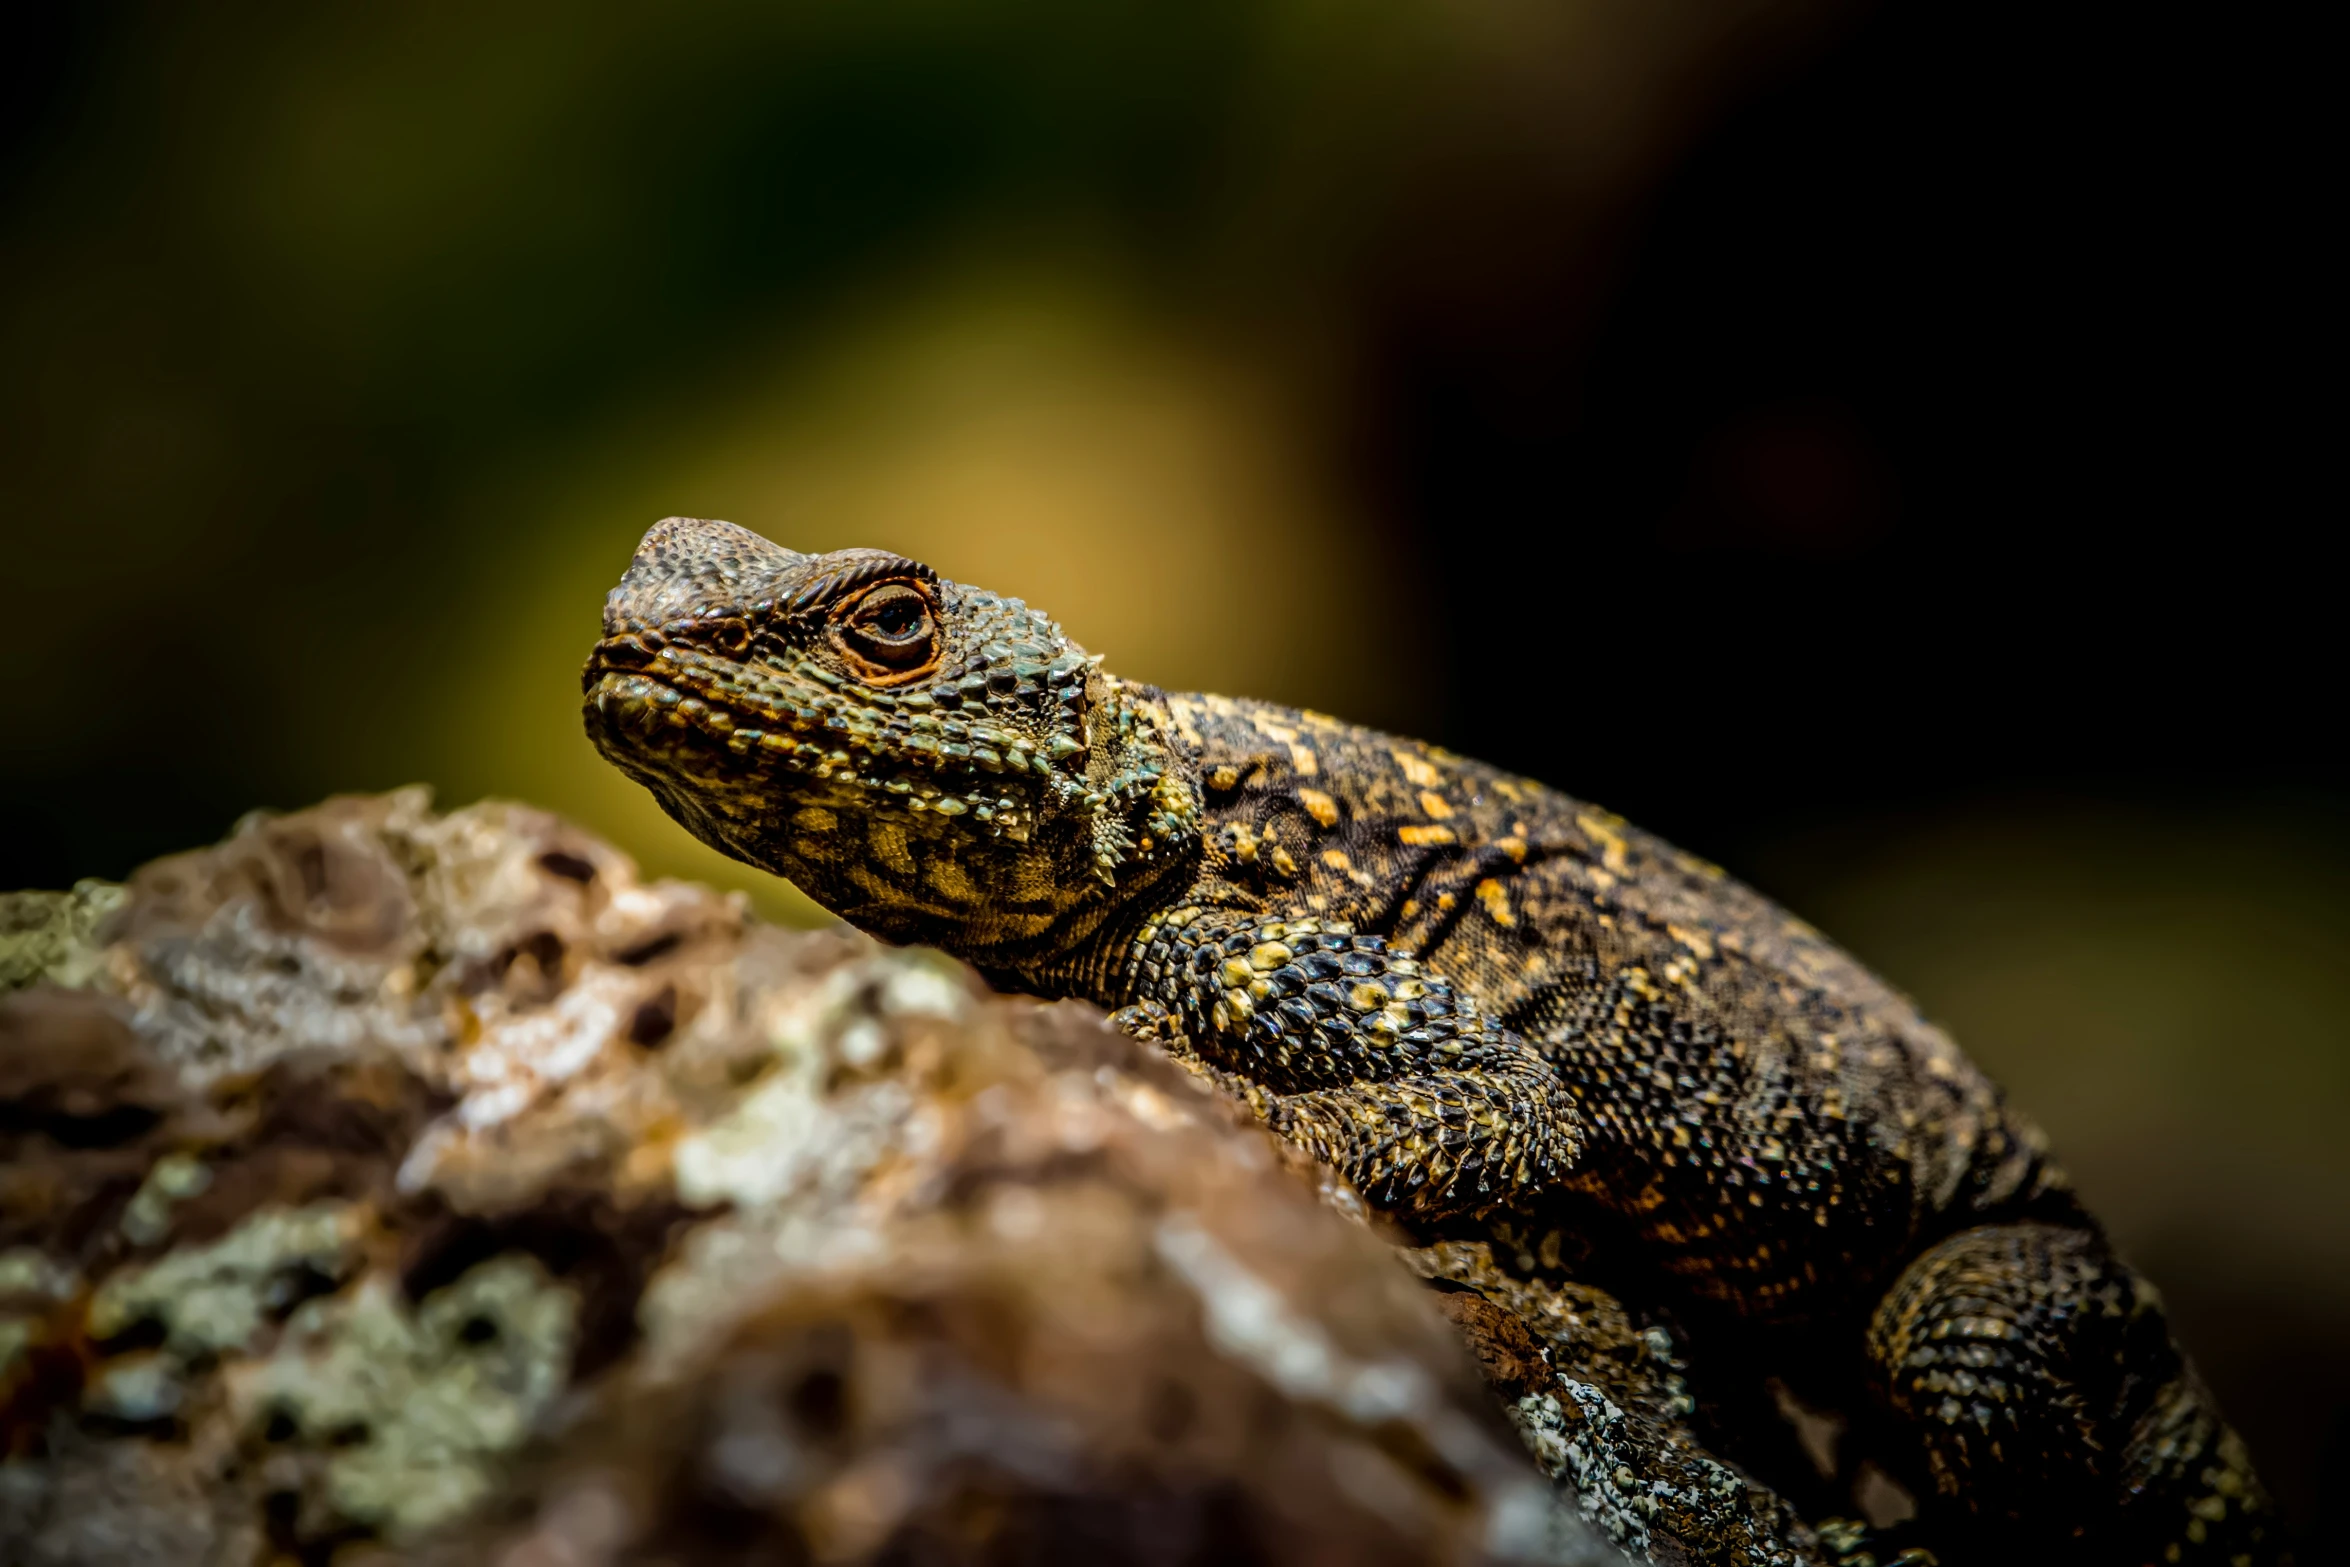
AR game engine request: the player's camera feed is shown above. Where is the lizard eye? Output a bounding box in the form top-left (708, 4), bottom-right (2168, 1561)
top-left (834, 582), bottom-right (940, 682)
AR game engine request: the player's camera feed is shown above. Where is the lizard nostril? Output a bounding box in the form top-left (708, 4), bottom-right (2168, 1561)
top-left (596, 636), bottom-right (658, 671)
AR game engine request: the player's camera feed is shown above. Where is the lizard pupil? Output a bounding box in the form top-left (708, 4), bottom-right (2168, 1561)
top-left (869, 598), bottom-right (921, 638)
top-left (836, 583), bottom-right (938, 676)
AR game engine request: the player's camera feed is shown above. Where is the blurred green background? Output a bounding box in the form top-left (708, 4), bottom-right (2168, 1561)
top-left (3, 0), bottom-right (2339, 1540)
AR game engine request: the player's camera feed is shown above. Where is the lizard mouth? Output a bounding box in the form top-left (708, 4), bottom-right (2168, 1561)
top-left (582, 642), bottom-right (1048, 838)
top-left (585, 663), bottom-right (802, 772)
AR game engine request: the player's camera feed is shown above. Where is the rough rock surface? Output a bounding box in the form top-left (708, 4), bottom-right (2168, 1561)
top-left (0, 792), bottom-right (1815, 1564)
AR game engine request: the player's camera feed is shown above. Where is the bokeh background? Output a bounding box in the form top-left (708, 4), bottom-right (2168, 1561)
top-left (4, 0), bottom-right (2339, 1541)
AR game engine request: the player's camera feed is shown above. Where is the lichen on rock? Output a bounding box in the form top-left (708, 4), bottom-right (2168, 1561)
top-left (89, 1201), bottom-right (367, 1358)
top-left (231, 1255), bottom-right (578, 1541)
top-left (0, 880), bottom-right (124, 994)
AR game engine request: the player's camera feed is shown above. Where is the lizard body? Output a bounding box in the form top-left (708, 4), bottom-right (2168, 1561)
top-left (584, 518), bottom-right (2277, 1562)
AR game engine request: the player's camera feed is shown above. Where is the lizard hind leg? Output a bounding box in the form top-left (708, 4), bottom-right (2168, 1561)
top-left (1865, 1221), bottom-right (2280, 1561)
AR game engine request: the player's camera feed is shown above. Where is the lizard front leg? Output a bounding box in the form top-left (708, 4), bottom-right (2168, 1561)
top-left (1111, 908), bottom-right (1583, 1221)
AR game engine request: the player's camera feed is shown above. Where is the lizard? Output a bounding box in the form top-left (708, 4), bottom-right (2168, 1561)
top-left (581, 516), bottom-right (2280, 1563)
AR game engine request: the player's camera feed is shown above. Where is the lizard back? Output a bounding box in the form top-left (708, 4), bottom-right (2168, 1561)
top-left (1155, 691), bottom-right (2072, 1324)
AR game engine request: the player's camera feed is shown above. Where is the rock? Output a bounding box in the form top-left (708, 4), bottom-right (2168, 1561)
top-left (0, 882), bottom-right (122, 994)
top-left (1410, 1245), bottom-right (1827, 1567)
top-left (0, 790), bottom-right (1637, 1565)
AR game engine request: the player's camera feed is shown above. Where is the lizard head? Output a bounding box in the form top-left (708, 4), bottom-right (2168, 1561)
top-left (583, 518), bottom-right (1201, 957)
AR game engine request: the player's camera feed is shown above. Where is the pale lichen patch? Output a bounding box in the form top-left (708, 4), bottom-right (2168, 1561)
top-left (230, 1256), bottom-right (578, 1542)
top-left (0, 879), bottom-right (125, 993)
top-left (1153, 1215), bottom-right (1429, 1427)
top-left (119, 1152), bottom-right (214, 1246)
top-left (89, 1202), bottom-right (366, 1357)
top-left (0, 1247), bottom-right (77, 1303)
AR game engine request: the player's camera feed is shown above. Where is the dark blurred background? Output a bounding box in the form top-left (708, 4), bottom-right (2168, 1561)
top-left (3, 0), bottom-right (2340, 1542)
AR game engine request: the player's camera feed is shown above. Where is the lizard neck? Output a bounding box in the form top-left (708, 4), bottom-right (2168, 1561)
top-left (984, 686), bottom-right (1215, 1004)
top-left (997, 857), bottom-right (1216, 1007)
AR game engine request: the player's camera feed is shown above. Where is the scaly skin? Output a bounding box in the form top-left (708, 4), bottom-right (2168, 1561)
top-left (584, 517), bottom-right (2280, 1562)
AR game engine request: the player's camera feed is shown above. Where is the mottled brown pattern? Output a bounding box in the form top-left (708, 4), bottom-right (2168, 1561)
top-left (586, 518), bottom-right (2281, 1562)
